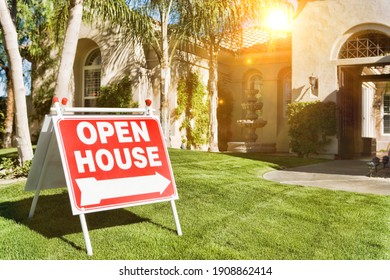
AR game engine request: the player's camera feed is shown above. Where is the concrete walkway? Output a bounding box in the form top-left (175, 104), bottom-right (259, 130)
top-left (263, 159), bottom-right (390, 196)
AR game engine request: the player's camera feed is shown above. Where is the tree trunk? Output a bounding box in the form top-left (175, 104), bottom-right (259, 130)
top-left (160, 60), bottom-right (171, 144)
top-left (159, 6), bottom-right (171, 145)
top-left (208, 43), bottom-right (219, 152)
top-left (3, 68), bottom-right (14, 148)
top-left (0, 0), bottom-right (34, 163)
top-left (54, 0), bottom-right (84, 105)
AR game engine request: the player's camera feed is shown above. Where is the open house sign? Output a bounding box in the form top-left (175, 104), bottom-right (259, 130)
top-left (53, 115), bottom-right (178, 215)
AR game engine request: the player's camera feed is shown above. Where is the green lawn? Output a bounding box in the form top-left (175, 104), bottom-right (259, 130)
top-left (0, 149), bottom-right (389, 260)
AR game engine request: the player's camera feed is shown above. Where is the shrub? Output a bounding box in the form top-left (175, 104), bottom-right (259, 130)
top-left (32, 81), bottom-right (55, 121)
top-left (97, 76), bottom-right (137, 108)
top-left (13, 160), bottom-right (32, 177)
top-left (288, 101), bottom-right (337, 157)
top-left (175, 71), bottom-right (209, 149)
top-left (0, 157), bottom-right (31, 178)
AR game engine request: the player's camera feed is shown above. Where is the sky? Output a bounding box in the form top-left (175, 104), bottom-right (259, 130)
top-left (0, 60), bottom-right (31, 97)
top-left (0, 73), bottom-right (5, 97)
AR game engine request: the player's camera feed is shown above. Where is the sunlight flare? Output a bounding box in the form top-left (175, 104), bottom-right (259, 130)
top-left (267, 8), bottom-right (292, 32)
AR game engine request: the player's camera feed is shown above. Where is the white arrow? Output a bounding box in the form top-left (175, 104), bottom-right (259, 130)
top-left (75, 172), bottom-right (171, 206)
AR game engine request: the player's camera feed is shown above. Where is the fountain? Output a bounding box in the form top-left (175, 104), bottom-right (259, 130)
top-left (227, 89), bottom-right (274, 152)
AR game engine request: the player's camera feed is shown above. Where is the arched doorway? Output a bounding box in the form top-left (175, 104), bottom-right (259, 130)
top-left (337, 30), bottom-right (390, 158)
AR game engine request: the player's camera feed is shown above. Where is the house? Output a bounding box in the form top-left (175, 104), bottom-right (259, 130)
top-left (68, 0), bottom-right (390, 159)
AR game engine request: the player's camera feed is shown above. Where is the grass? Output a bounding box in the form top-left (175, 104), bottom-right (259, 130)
top-left (0, 147), bottom-right (18, 157)
top-left (0, 149), bottom-right (389, 260)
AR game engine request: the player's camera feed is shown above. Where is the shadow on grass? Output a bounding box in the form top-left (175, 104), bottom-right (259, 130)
top-left (0, 192), bottom-right (149, 240)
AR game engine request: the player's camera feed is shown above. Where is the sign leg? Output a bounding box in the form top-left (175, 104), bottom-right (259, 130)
top-left (27, 124), bottom-right (55, 219)
top-left (28, 186), bottom-right (42, 219)
top-left (79, 213), bottom-right (93, 256)
top-left (170, 200), bottom-right (182, 236)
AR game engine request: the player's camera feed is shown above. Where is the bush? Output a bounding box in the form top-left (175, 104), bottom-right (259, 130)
top-left (0, 157), bottom-right (31, 178)
top-left (97, 76), bottom-right (137, 108)
top-left (32, 81), bottom-right (55, 121)
top-left (288, 101), bottom-right (337, 157)
top-left (175, 71), bottom-right (209, 149)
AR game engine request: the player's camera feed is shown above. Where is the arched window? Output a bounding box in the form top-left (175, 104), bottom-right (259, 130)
top-left (339, 31), bottom-right (390, 59)
top-left (248, 74), bottom-right (263, 92)
top-left (83, 48), bottom-right (101, 107)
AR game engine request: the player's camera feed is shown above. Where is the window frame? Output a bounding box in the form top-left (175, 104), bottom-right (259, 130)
top-left (383, 92), bottom-right (390, 135)
top-left (82, 48), bottom-right (102, 107)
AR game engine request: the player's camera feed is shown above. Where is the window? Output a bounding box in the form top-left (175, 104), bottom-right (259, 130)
top-left (83, 48), bottom-right (101, 107)
top-left (362, 84), bottom-right (376, 138)
top-left (383, 93), bottom-right (390, 134)
top-left (248, 74), bottom-right (263, 92)
top-left (339, 31), bottom-right (390, 59)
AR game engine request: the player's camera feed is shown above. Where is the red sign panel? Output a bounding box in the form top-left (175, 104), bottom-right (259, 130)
top-left (52, 115), bottom-right (178, 215)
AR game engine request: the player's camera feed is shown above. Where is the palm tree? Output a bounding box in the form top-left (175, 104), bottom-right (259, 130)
top-left (130, 0), bottom-right (193, 143)
top-left (0, 0), bottom-right (14, 149)
top-left (187, 0), bottom-right (292, 152)
top-left (1, 0), bottom-right (50, 148)
top-left (42, 0), bottom-right (290, 155)
top-left (54, 0), bottom-right (192, 144)
top-left (0, 0), bottom-right (33, 163)
top-left (53, 0), bottom-right (84, 104)
top-left (185, 0), bottom-right (240, 152)
top-left (0, 0), bottom-right (141, 162)
top-left (53, 0), bottom-right (149, 105)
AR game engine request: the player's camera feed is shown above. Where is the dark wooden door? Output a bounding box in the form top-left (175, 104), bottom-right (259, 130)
top-left (338, 66), bottom-right (360, 159)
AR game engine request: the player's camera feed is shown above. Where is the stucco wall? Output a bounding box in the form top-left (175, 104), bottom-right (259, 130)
top-left (75, 22), bottom-right (148, 108)
top-left (293, 0), bottom-right (390, 156)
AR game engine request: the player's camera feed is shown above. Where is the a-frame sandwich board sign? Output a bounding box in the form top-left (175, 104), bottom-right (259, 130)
top-left (25, 98), bottom-right (182, 256)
